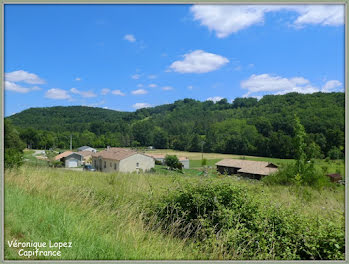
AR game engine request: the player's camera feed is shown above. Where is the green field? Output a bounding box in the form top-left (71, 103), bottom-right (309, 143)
top-left (4, 157), bottom-right (345, 260)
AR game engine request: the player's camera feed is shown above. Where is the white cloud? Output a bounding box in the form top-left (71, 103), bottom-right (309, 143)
top-left (162, 86), bottom-right (173, 91)
top-left (149, 84), bottom-right (157, 88)
top-left (45, 88), bottom-right (71, 100)
top-left (5, 81), bottom-right (42, 93)
top-left (188, 85), bottom-right (194, 90)
top-left (169, 50), bottom-right (229, 73)
top-left (75, 77), bottom-right (81, 81)
top-left (206, 96), bottom-right (224, 103)
top-left (322, 80), bottom-right (343, 92)
top-left (124, 34), bottom-right (136, 42)
top-left (133, 103), bottom-right (151, 109)
top-left (190, 5), bottom-right (344, 38)
top-left (137, 84), bottom-right (144, 88)
top-left (132, 89), bottom-right (148, 95)
top-left (101, 88), bottom-right (110, 95)
top-left (131, 74), bottom-right (141, 80)
top-left (148, 75), bottom-right (157, 79)
top-left (5, 81), bottom-right (31, 93)
top-left (240, 73), bottom-right (341, 97)
top-left (5, 70), bottom-right (45, 84)
top-left (70, 88), bottom-right (97, 98)
top-left (111, 89), bottom-right (125, 96)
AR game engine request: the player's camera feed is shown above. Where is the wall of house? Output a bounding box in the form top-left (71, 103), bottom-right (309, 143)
top-left (92, 157), bottom-right (120, 173)
top-left (216, 166), bottom-right (239, 175)
top-left (65, 157), bottom-right (82, 168)
top-left (180, 160), bottom-right (189, 169)
top-left (119, 154), bottom-right (155, 173)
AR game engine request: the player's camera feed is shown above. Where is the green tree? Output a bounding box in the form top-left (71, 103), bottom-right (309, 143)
top-left (164, 155), bottom-right (182, 171)
top-left (4, 120), bottom-right (26, 168)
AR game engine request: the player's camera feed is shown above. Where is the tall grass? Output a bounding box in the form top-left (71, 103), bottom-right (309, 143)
top-left (4, 165), bottom-right (345, 260)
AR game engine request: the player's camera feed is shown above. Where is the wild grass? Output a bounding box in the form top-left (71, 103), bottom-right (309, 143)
top-left (4, 164), bottom-right (345, 260)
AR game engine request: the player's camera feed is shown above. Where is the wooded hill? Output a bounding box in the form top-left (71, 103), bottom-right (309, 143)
top-left (7, 92), bottom-right (345, 159)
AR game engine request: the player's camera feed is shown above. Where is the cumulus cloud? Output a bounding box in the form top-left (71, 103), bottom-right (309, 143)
top-left (131, 74), bottom-right (141, 80)
top-left (169, 50), bottom-right (229, 73)
top-left (137, 84), bottom-right (144, 87)
top-left (124, 34), bottom-right (136, 42)
top-left (75, 77), bottom-right (81, 81)
top-left (5, 81), bottom-right (31, 93)
top-left (322, 80), bottom-right (343, 92)
top-left (132, 89), bottom-right (148, 95)
top-left (188, 85), bottom-right (194, 90)
top-left (148, 75), bottom-right (157, 79)
top-left (45, 88), bottom-right (71, 100)
top-left (149, 84), bottom-right (157, 88)
top-left (206, 96), bottom-right (224, 103)
top-left (190, 5), bottom-right (344, 38)
top-left (111, 89), bottom-right (125, 96)
top-left (5, 70), bottom-right (45, 84)
top-left (70, 88), bottom-right (97, 98)
top-left (241, 73), bottom-right (342, 97)
top-left (101, 88), bottom-right (110, 95)
top-left (132, 102), bottom-right (151, 109)
top-left (162, 86), bottom-right (173, 91)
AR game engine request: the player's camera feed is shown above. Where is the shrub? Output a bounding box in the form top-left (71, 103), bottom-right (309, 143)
top-left (201, 158), bottom-right (207, 166)
top-left (327, 147), bottom-right (343, 160)
top-left (164, 155), bottom-right (182, 171)
top-left (143, 181), bottom-right (344, 260)
top-left (4, 148), bottom-right (23, 169)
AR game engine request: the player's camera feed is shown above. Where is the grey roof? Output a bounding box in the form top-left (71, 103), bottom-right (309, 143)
top-left (77, 146), bottom-right (95, 151)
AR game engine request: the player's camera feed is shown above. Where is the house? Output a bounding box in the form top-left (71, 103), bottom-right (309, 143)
top-left (77, 146), bottom-right (97, 153)
top-left (215, 159), bottom-right (278, 180)
top-left (78, 150), bottom-right (93, 164)
top-left (92, 148), bottom-right (155, 173)
top-left (147, 154), bottom-right (190, 169)
top-left (54, 151), bottom-right (83, 168)
top-left (326, 173), bottom-right (342, 182)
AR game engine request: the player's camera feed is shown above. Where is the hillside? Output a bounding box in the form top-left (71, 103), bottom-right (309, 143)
top-left (7, 92), bottom-right (345, 159)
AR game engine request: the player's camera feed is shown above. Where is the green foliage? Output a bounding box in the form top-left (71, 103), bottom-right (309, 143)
top-left (4, 120), bottom-right (25, 169)
top-left (201, 158), bottom-right (207, 166)
top-left (144, 181), bottom-right (344, 260)
top-left (327, 147), bottom-right (343, 160)
top-left (7, 93), bottom-right (344, 159)
top-left (164, 155), bottom-right (182, 171)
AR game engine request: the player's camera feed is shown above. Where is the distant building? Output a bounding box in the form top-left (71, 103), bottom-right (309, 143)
top-left (55, 151), bottom-right (83, 168)
top-left (77, 146), bottom-right (97, 153)
top-left (147, 154), bottom-right (190, 169)
top-left (215, 159), bottom-right (278, 180)
top-left (327, 173), bottom-right (342, 182)
top-left (78, 150), bottom-right (93, 164)
top-left (92, 148), bottom-right (155, 173)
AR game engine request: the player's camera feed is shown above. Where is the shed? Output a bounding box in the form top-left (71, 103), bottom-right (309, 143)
top-left (326, 173), bottom-right (342, 182)
top-left (64, 153), bottom-right (83, 168)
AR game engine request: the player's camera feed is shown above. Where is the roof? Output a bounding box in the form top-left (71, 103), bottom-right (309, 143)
top-left (215, 159), bottom-right (278, 176)
top-left (78, 150), bottom-right (93, 157)
top-left (77, 146), bottom-right (95, 151)
top-left (65, 152), bottom-right (83, 160)
top-left (54, 151), bottom-right (73, 160)
top-left (147, 154), bottom-right (189, 161)
top-left (92, 148), bottom-right (138, 161)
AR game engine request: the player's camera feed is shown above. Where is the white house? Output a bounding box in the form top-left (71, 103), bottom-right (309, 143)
top-left (77, 146), bottom-right (97, 153)
top-left (92, 148), bottom-right (155, 173)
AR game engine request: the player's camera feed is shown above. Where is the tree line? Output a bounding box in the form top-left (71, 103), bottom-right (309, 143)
top-left (7, 92), bottom-right (345, 160)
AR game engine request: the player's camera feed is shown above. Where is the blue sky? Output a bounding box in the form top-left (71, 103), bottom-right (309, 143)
top-left (4, 4), bottom-right (345, 116)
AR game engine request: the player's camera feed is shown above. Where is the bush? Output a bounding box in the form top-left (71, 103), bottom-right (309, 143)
top-left (4, 148), bottom-right (23, 169)
top-left (164, 155), bottom-right (182, 171)
top-left (143, 181), bottom-right (344, 260)
top-left (201, 158), bottom-right (207, 166)
top-left (327, 147), bottom-right (343, 160)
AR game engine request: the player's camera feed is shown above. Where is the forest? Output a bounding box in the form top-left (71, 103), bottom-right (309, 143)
top-left (7, 92), bottom-right (345, 160)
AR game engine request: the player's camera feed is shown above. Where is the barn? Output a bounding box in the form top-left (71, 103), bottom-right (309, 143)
top-left (92, 148), bottom-right (155, 173)
top-left (215, 159), bottom-right (278, 180)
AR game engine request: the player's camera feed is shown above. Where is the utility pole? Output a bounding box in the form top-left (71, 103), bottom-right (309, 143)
top-left (200, 141), bottom-right (205, 160)
top-left (70, 134), bottom-right (72, 151)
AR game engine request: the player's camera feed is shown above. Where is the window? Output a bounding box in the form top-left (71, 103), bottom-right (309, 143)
top-left (110, 162), bottom-right (112, 167)
top-left (114, 163), bottom-right (117, 170)
top-left (136, 162), bottom-right (139, 167)
top-left (104, 161), bottom-right (106, 168)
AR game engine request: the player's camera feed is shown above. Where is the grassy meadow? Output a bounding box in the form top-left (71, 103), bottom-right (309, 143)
top-left (4, 152), bottom-right (345, 260)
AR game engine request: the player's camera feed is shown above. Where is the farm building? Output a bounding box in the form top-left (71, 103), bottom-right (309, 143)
top-left (147, 154), bottom-right (190, 169)
top-left (92, 148), bottom-right (155, 173)
top-left (77, 146), bottom-right (97, 153)
top-left (55, 151), bottom-right (83, 168)
top-left (215, 159), bottom-right (278, 180)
